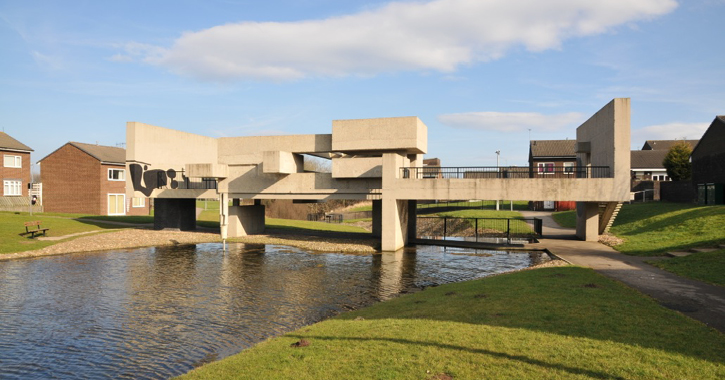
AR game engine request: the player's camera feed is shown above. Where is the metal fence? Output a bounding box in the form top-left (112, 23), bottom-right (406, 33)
top-left (401, 166), bottom-right (611, 179)
top-left (155, 170), bottom-right (218, 190)
top-left (417, 216), bottom-right (542, 244)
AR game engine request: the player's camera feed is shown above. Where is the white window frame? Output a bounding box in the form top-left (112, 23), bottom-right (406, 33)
top-left (563, 162), bottom-right (575, 174)
top-left (3, 155), bottom-right (21, 168)
top-left (537, 162), bottom-right (555, 174)
top-left (108, 168), bottom-right (125, 181)
top-left (3, 179), bottom-right (22, 196)
top-left (132, 197), bottom-right (145, 207)
top-left (107, 193), bottom-right (126, 216)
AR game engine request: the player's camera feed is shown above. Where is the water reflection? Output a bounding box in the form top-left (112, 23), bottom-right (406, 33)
top-left (0, 243), bottom-right (548, 380)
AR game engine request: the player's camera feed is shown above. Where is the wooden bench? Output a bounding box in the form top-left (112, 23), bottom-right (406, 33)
top-left (20, 221), bottom-right (50, 238)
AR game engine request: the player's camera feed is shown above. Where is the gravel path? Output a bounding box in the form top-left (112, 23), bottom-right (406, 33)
top-left (2, 228), bottom-right (379, 261)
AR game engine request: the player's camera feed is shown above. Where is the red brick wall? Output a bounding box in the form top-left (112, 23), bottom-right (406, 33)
top-left (101, 164), bottom-right (127, 215)
top-left (1, 150), bottom-right (31, 197)
top-left (40, 144), bottom-right (101, 214)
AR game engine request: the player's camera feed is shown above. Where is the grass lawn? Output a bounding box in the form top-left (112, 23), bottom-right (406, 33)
top-left (418, 200), bottom-right (530, 212)
top-left (435, 209), bottom-right (523, 219)
top-left (552, 210), bottom-right (576, 228)
top-left (0, 211), bottom-right (125, 254)
top-left (650, 249), bottom-right (725, 287)
top-left (266, 218), bottom-right (370, 234)
top-left (179, 266), bottom-right (725, 380)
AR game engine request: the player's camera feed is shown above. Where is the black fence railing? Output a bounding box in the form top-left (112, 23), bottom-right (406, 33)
top-left (417, 216), bottom-right (542, 244)
top-left (308, 210), bottom-right (373, 223)
top-left (401, 166), bottom-right (611, 179)
top-left (155, 170), bottom-right (218, 190)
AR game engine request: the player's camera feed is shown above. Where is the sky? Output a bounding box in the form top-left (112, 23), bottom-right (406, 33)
top-left (1, 0), bottom-right (724, 169)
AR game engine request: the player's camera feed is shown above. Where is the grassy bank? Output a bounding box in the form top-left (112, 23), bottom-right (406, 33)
top-left (551, 203), bottom-right (725, 285)
top-left (180, 266), bottom-right (725, 380)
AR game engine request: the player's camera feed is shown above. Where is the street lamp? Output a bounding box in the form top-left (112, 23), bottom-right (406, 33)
top-left (495, 150), bottom-right (500, 167)
top-left (495, 150), bottom-right (501, 210)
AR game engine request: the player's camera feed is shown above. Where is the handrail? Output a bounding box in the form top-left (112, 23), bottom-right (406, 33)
top-left (401, 166), bottom-right (611, 179)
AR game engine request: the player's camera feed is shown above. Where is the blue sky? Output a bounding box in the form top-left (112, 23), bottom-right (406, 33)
top-left (1, 0), bottom-right (723, 168)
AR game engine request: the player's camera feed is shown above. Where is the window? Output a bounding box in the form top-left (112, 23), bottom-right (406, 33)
top-left (132, 197), bottom-right (145, 207)
top-left (108, 169), bottom-right (125, 181)
top-left (563, 162), bottom-right (574, 174)
top-left (107, 194), bottom-right (126, 215)
top-left (537, 162), bottom-right (555, 174)
top-left (3, 155), bottom-right (21, 168)
top-left (3, 180), bottom-right (22, 196)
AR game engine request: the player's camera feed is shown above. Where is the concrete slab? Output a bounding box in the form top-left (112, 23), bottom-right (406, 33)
top-left (666, 251), bottom-right (694, 258)
top-left (690, 248), bottom-right (721, 253)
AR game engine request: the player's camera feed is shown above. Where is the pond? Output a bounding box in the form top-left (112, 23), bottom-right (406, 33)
top-left (0, 243), bottom-right (549, 379)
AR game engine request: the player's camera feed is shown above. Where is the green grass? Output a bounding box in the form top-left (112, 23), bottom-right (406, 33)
top-left (609, 203), bottom-right (725, 256)
top-left (179, 266), bottom-right (725, 380)
top-left (435, 209), bottom-right (523, 219)
top-left (650, 249), bottom-right (725, 286)
top-left (76, 215), bottom-right (154, 224)
top-left (266, 218), bottom-right (370, 233)
top-left (552, 210), bottom-right (576, 228)
top-left (347, 204), bottom-right (372, 212)
top-left (418, 200), bottom-right (530, 211)
top-left (0, 211), bottom-right (125, 254)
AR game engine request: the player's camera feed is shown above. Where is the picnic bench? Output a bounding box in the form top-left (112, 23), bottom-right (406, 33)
top-left (20, 221), bottom-right (50, 238)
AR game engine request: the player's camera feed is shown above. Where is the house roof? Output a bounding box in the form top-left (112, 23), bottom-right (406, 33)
top-left (0, 132), bottom-right (33, 152)
top-left (529, 140), bottom-right (576, 158)
top-left (39, 142), bottom-right (126, 165)
top-left (691, 116), bottom-right (725, 158)
top-left (642, 139), bottom-right (699, 151)
top-left (631, 150), bottom-right (668, 169)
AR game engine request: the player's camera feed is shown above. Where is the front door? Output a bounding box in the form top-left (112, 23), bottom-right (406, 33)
top-left (108, 194), bottom-right (126, 216)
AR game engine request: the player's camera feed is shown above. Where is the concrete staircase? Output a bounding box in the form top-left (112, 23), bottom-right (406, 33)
top-left (598, 202), bottom-right (622, 234)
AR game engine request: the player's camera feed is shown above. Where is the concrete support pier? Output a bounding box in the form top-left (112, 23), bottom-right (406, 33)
top-left (228, 205), bottom-right (265, 237)
top-left (576, 202), bottom-right (599, 241)
top-left (154, 198), bottom-right (196, 231)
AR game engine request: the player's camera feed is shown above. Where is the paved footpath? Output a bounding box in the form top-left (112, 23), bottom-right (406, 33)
top-left (521, 211), bottom-right (725, 333)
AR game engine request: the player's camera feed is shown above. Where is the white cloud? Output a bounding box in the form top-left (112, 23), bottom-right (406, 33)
top-left (631, 122), bottom-right (709, 146)
top-left (438, 111), bottom-right (583, 132)
top-left (127, 0), bottom-right (677, 81)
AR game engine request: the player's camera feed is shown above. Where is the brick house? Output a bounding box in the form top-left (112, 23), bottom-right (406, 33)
top-left (1, 132), bottom-right (33, 199)
top-left (39, 142), bottom-right (150, 215)
top-left (528, 140), bottom-right (577, 211)
top-left (691, 116), bottom-right (725, 205)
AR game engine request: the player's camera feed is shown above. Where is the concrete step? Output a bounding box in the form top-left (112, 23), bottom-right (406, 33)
top-left (666, 251), bottom-right (693, 258)
top-left (689, 247), bottom-right (721, 253)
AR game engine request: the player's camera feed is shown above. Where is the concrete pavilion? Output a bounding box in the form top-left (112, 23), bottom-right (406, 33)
top-left (125, 99), bottom-right (631, 251)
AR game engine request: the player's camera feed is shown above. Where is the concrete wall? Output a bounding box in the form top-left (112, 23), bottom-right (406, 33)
top-left (154, 198), bottom-right (196, 230)
top-left (126, 122), bottom-right (218, 173)
top-left (332, 157), bottom-right (382, 178)
top-left (262, 151), bottom-right (303, 174)
top-left (218, 134), bottom-right (332, 165)
top-left (228, 205), bottom-right (265, 236)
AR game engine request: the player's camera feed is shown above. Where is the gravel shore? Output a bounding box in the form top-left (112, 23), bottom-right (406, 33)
top-left (2, 228), bottom-right (380, 261)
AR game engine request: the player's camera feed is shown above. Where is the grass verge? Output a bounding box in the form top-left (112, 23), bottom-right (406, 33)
top-left (179, 266), bottom-right (725, 380)
top-left (552, 210), bottom-right (576, 228)
top-left (649, 249), bottom-right (725, 286)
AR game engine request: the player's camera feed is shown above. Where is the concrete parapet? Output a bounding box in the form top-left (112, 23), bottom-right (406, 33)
top-left (185, 163), bottom-right (228, 178)
top-left (332, 157), bottom-right (382, 178)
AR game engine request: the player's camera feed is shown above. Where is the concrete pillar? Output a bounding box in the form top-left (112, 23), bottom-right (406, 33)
top-left (381, 198), bottom-right (408, 251)
top-left (154, 198), bottom-right (196, 230)
top-left (576, 201), bottom-right (599, 241)
top-left (372, 199), bottom-right (382, 237)
top-left (228, 205), bottom-right (265, 237)
top-left (220, 192), bottom-right (229, 240)
top-left (407, 200), bottom-right (417, 242)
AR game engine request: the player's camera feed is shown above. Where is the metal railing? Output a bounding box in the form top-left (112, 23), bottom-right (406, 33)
top-left (401, 166), bottom-right (611, 179)
top-left (155, 170), bottom-right (218, 190)
top-left (417, 216), bottom-right (542, 244)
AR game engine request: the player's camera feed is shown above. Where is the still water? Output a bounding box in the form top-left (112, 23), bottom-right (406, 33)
top-left (0, 243), bottom-right (548, 379)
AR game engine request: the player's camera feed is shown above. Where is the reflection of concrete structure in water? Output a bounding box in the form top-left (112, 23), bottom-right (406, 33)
top-left (126, 99), bottom-right (630, 251)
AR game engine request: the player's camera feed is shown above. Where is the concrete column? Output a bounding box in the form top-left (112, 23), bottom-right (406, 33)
top-left (154, 198), bottom-right (196, 230)
top-left (372, 199), bottom-right (382, 237)
top-left (381, 198), bottom-right (408, 251)
top-left (407, 200), bottom-right (417, 242)
top-left (220, 192), bottom-right (229, 240)
top-left (228, 205), bottom-right (265, 237)
top-left (576, 201), bottom-right (599, 241)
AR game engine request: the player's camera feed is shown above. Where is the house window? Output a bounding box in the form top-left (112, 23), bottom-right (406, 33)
top-left (107, 194), bottom-right (126, 215)
top-left (132, 197), bottom-right (145, 207)
top-left (3, 155), bottom-right (21, 168)
top-left (108, 169), bottom-right (125, 181)
top-left (3, 179), bottom-right (22, 196)
top-left (537, 162), bottom-right (555, 174)
top-left (563, 162), bottom-right (574, 174)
